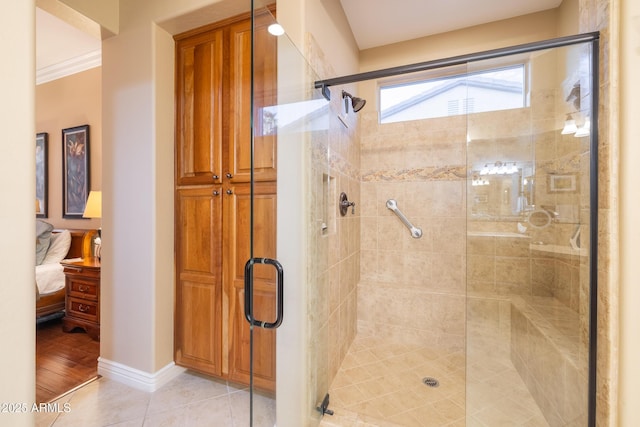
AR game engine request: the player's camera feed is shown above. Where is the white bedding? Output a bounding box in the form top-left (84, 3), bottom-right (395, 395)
top-left (36, 258), bottom-right (81, 296)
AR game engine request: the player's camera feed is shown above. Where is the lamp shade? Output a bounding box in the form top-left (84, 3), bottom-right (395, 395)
top-left (83, 191), bottom-right (102, 218)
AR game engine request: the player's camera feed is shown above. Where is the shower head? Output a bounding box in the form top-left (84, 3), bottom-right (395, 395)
top-left (342, 90), bottom-right (366, 113)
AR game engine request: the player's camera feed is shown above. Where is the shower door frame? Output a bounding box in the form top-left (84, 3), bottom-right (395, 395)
top-left (314, 32), bottom-right (600, 426)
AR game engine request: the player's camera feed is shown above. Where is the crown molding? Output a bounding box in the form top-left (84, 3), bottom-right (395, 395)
top-left (36, 49), bottom-right (101, 85)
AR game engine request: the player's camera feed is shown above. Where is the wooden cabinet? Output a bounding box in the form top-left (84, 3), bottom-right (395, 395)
top-left (174, 7), bottom-right (277, 392)
top-left (175, 186), bottom-right (223, 375)
top-left (228, 17), bottom-right (277, 184)
top-left (62, 258), bottom-right (100, 341)
top-left (175, 28), bottom-right (224, 186)
top-left (226, 182), bottom-right (277, 389)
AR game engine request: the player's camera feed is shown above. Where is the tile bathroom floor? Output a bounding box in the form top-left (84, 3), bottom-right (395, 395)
top-left (319, 331), bottom-right (550, 427)
top-left (36, 332), bottom-right (548, 427)
top-left (35, 371), bottom-right (275, 427)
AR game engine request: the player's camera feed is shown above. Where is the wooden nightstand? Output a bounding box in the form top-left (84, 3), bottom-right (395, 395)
top-left (61, 258), bottom-right (100, 341)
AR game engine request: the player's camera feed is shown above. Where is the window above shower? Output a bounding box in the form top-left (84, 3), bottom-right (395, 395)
top-left (379, 64), bottom-right (526, 124)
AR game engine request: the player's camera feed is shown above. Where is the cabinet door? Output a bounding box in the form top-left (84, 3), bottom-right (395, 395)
top-left (176, 30), bottom-right (224, 186)
top-left (225, 182), bottom-right (277, 391)
top-left (175, 186), bottom-right (223, 375)
top-left (227, 15), bottom-right (277, 183)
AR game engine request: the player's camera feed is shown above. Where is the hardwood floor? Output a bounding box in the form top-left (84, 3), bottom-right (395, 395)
top-left (36, 317), bottom-right (99, 403)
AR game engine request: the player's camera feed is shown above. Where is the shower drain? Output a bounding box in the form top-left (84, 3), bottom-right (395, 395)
top-left (422, 377), bottom-right (440, 388)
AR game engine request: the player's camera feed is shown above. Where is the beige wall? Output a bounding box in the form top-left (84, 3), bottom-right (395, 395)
top-left (0, 1), bottom-right (36, 426)
top-left (36, 67), bottom-right (102, 230)
top-left (359, 9), bottom-right (559, 73)
top-left (619, 0), bottom-right (640, 424)
top-left (558, 0), bottom-right (580, 36)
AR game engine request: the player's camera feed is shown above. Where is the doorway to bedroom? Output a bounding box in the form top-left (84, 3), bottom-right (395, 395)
top-left (34, 5), bottom-right (104, 404)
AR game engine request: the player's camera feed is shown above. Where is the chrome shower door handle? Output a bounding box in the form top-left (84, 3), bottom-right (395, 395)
top-left (386, 199), bottom-right (423, 238)
top-left (244, 258), bottom-right (284, 329)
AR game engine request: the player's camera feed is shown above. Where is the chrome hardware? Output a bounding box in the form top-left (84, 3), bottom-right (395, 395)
top-left (213, 190), bottom-right (220, 196)
top-left (386, 199), bottom-right (423, 239)
top-left (339, 192), bottom-right (355, 216)
top-left (226, 173), bottom-right (233, 179)
top-left (226, 189), bottom-right (233, 195)
top-left (213, 174), bottom-right (219, 180)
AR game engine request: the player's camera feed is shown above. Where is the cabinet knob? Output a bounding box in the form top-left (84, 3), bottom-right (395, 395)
top-left (226, 189), bottom-right (233, 195)
top-left (213, 190), bottom-right (220, 196)
top-left (226, 173), bottom-right (233, 179)
top-left (78, 285), bottom-right (89, 292)
top-left (213, 174), bottom-right (219, 180)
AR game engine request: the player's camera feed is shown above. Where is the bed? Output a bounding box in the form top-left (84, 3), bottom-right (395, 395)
top-left (36, 227), bottom-right (88, 320)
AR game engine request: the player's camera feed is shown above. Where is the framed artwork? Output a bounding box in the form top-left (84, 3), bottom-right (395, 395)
top-left (62, 125), bottom-right (90, 218)
top-left (36, 132), bottom-right (48, 218)
top-left (548, 173), bottom-right (577, 193)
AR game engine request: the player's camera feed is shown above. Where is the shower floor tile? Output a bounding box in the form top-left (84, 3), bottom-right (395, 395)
top-left (323, 332), bottom-right (549, 427)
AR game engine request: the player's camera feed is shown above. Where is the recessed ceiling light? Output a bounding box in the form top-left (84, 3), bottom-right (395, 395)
top-left (268, 23), bottom-right (285, 36)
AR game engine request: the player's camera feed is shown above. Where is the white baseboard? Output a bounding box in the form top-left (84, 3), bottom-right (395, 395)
top-left (97, 357), bottom-right (186, 392)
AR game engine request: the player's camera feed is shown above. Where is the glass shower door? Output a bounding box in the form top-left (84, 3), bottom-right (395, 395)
top-left (245, 2), bottom-right (331, 425)
top-left (465, 40), bottom-right (597, 426)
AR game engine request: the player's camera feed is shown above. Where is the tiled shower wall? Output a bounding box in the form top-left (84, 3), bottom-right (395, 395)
top-left (578, 0), bottom-right (616, 424)
top-left (305, 34), bottom-right (361, 422)
top-left (358, 114), bottom-right (467, 352)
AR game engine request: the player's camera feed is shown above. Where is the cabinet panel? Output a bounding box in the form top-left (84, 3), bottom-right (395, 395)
top-left (176, 187), bottom-right (223, 275)
top-left (176, 30), bottom-right (224, 185)
top-left (175, 187), bottom-right (223, 375)
top-left (226, 182), bottom-right (277, 390)
top-left (229, 287), bottom-right (276, 390)
top-left (175, 280), bottom-right (222, 375)
top-left (228, 15), bottom-right (277, 183)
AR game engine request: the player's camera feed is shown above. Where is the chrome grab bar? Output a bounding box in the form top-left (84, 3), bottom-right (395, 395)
top-left (386, 199), bottom-right (423, 239)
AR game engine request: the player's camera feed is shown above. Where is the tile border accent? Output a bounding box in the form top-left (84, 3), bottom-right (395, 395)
top-left (361, 165), bottom-right (467, 182)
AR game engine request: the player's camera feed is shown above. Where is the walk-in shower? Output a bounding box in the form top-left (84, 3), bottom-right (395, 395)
top-left (304, 32), bottom-right (599, 426)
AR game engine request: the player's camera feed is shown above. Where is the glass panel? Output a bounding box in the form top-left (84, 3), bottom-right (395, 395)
top-left (249, 2), bottom-right (332, 425)
top-left (248, 2), bottom-right (278, 426)
top-left (465, 42), bottom-right (594, 426)
top-left (320, 65), bottom-right (469, 425)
